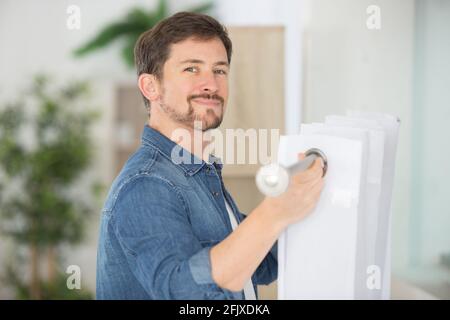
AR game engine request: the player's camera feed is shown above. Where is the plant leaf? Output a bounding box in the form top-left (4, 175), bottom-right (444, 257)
top-left (121, 35), bottom-right (140, 68)
top-left (155, 0), bottom-right (169, 19)
top-left (73, 20), bottom-right (146, 57)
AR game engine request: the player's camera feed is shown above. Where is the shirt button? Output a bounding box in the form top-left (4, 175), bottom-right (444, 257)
top-left (213, 191), bottom-right (219, 197)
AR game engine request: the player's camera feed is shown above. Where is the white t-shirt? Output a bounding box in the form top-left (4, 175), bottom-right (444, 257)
top-left (224, 199), bottom-right (257, 300)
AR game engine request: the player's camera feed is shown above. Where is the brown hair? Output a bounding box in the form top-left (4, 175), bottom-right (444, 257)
top-left (134, 11), bottom-right (232, 110)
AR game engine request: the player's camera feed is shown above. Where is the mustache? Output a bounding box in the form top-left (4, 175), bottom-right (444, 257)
top-left (188, 93), bottom-right (224, 104)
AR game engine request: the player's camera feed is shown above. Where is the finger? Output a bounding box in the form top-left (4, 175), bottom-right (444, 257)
top-left (292, 154), bottom-right (323, 183)
top-left (315, 157), bottom-right (324, 168)
top-left (304, 159), bottom-right (324, 181)
top-left (310, 175), bottom-right (325, 190)
top-left (301, 172), bottom-right (324, 191)
top-left (292, 167), bottom-right (321, 183)
top-left (305, 178), bottom-right (325, 200)
top-left (314, 158), bottom-right (325, 177)
top-left (298, 152), bottom-right (306, 161)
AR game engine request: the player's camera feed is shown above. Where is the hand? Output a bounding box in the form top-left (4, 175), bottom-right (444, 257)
top-left (262, 152), bottom-right (325, 227)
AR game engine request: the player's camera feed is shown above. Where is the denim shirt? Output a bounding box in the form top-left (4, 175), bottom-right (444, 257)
top-left (96, 125), bottom-right (278, 300)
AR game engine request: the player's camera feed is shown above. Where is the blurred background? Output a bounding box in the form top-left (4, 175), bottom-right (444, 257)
top-left (0, 0), bottom-right (449, 299)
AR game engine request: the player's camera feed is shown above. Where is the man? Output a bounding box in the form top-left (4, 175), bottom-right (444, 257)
top-left (96, 12), bottom-right (324, 300)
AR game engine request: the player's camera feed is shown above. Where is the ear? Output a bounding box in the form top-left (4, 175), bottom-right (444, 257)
top-left (138, 73), bottom-right (161, 103)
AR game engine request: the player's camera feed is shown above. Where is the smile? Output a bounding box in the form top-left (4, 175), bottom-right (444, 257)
top-left (192, 98), bottom-right (222, 107)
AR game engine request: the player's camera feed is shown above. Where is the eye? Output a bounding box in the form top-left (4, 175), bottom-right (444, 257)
top-left (184, 66), bottom-right (198, 73)
top-left (214, 69), bottom-right (227, 75)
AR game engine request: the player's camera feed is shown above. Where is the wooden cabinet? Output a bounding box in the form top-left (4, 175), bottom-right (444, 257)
top-left (218, 26), bottom-right (285, 215)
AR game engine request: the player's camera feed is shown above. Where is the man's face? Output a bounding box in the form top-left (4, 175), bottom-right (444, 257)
top-left (156, 36), bottom-right (229, 131)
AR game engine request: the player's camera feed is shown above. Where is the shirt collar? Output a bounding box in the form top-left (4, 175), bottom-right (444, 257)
top-left (140, 124), bottom-right (223, 176)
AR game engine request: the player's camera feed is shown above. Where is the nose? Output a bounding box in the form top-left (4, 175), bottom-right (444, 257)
top-left (199, 71), bottom-right (219, 94)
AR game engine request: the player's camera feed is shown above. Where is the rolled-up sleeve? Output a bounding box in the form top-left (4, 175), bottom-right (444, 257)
top-left (112, 175), bottom-right (241, 299)
top-left (253, 241), bottom-right (278, 285)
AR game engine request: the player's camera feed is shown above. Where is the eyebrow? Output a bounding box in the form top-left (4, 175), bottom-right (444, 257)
top-left (179, 59), bottom-right (229, 68)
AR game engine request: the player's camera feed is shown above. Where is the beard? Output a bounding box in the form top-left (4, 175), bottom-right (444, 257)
top-left (158, 91), bottom-right (224, 131)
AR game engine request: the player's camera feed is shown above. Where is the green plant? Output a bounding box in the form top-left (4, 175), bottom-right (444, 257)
top-left (73, 0), bottom-right (214, 67)
top-left (3, 257), bottom-right (93, 300)
top-left (0, 74), bottom-right (102, 299)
